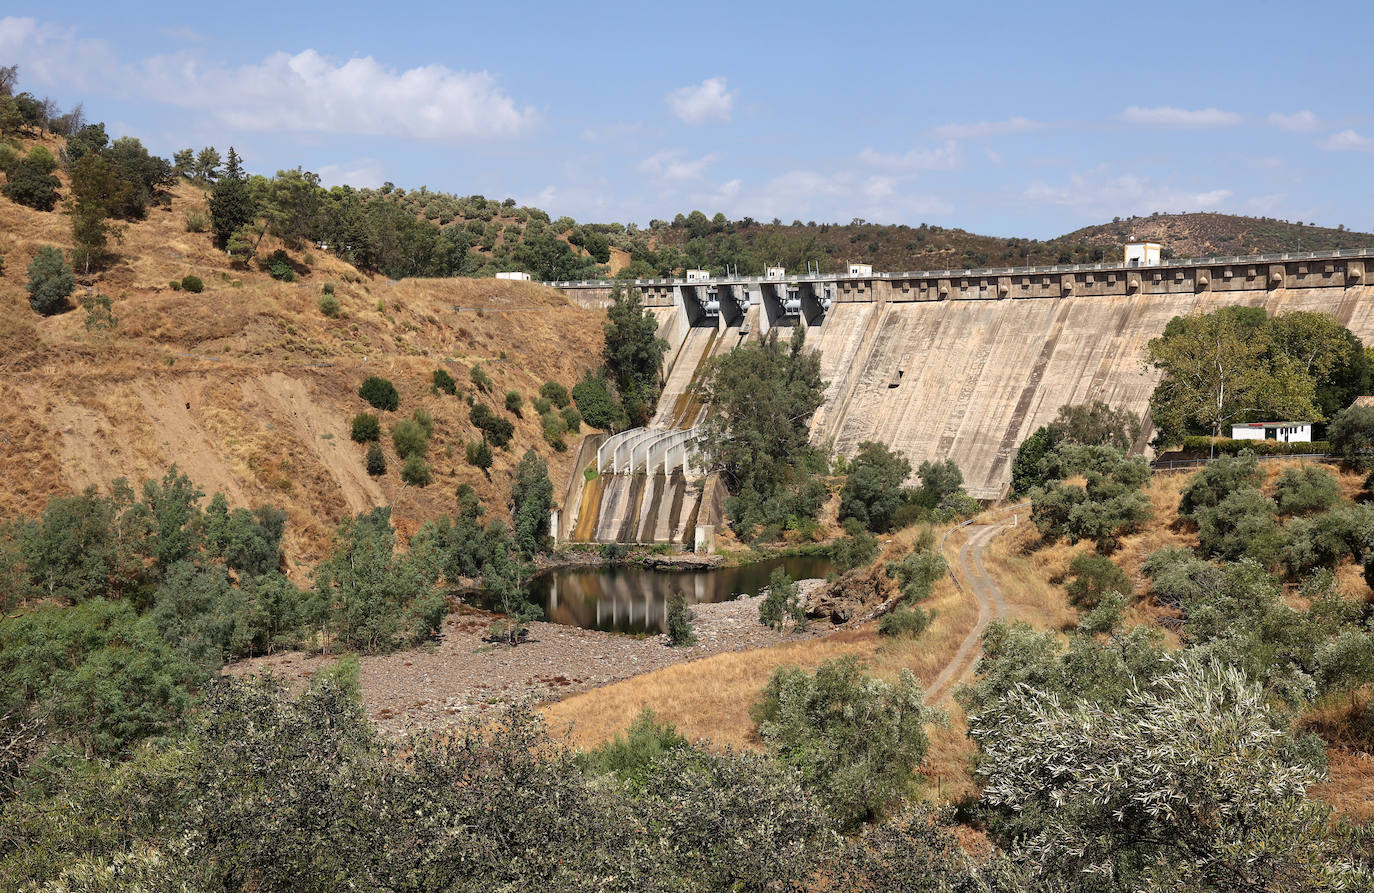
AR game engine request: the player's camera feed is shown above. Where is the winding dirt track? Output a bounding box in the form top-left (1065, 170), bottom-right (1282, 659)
top-left (924, 521), bottom-right (1012, 704)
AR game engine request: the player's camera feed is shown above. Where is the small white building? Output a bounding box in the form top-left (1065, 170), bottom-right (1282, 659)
top-left (1230, 422), bottom-right (1312, 443)
top-left (495, 271), bottom-right (531, 281)
top-left (685, 269), bottom-right (711, 282)
top-left (765, 265), bottom-right (786, 280)
top-left (1124, 242), bottom-right (1162, 267)
top-left (847, 262), bottom-right (873, 277)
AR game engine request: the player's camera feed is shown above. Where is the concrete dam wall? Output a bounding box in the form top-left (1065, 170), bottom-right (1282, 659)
top-left (554, 250), bottom-right (1374, 504)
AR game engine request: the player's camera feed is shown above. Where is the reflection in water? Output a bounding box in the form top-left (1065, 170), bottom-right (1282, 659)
top-left (526, 556), bottom-right (834, 634)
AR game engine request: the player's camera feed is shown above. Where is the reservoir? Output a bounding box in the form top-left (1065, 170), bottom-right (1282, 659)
top-left (526, 555), bottom-right (834, 634)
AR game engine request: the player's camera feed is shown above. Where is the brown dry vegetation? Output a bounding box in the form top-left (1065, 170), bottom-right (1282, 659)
top-left (544, 519), bottom-right (1005, 802)
top-left (0, 173), bottom-right (606, 565)
top-left (546, 461), bottom-right (1374, 814)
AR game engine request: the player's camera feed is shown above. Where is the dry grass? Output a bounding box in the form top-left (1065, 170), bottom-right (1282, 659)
top-left (0, 169), bottom-right (607, 561)
top-left (542, 517), bottom-right (991, 801)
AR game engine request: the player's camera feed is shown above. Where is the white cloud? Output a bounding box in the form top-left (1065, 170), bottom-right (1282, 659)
top-left (318, 158), bottom-right (386, 189)
top-left (158, 25), bottom-right (204, 43)
top-left (858, 141), bottom-right (959, 171)
top-left (140, 50), bottom-right (537, 141)
top-left (1267, 110), bottom-right (1318, 132)
top-left (1324, 129), bottom-right (1374, 152)
top-left (0, 17), bottom-right (536, 142)
top-left (1247, 193), bottom-right (1286, 214)
top-left (665, 77), bottom-right (735, 125)
top-left (1119, 106), bottom-right (1241, 127)
top-left (638, 148), bottom-right (719, 182)
top-left (1023, 171), bottom-right (1233, 217)
top-left (932, 116), bottom-right (1041, 139)
top-left (684, 169), bottom-right (952, 224)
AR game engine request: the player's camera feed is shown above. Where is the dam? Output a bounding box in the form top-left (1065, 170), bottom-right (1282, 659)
top-left (551, 247), bottom-right (1374, 517)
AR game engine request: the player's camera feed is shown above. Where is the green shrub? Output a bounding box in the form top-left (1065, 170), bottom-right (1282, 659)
top-left (540, 381), bottom-right (570, 408)
top-left (831, 529), bottom-right (879, 573)
top-left (1195, 488), bottom-right (1284, 566)
top-left (470, 365), bottom-right (492, 394)
top-left (359, 376), bottom-right (399, 412)
top-left (759, 568), bottom-right (806, 631)
top-left (364, 443), bottom-right (387, 475)
top-left (400, 455), bottom-right (432, 487)
top-left (572, 370), bottom-right (625, 431)
top-left (411, 408), bottom-right (434, 438)
top-left (2, 146), bottom-right (59, 211)
top-left (533, 396), bottom-right (553, 415)
top-left (184, 210), bottom-right (210, 233)
top-left (322, 282), bottom-right (335, 295)
top-left (264, 249), bottom-right (295, 282)
top-left (433, 368), bottom-right (457, 395)
top-left (840, 441), bottom-right (912, 533)
top-left (752, 656), bottom-right (937, 828)
top-left (666, 591), bottom-right (696, 646)
top-left (470, 403), bottom-right (514, 448)
top-left (180, 274), bottom-right (204, 293)
top-left (350, 413), bottom-right (381, 443)
top-left (1330, 404), bottom-right (1374, 468)
top-left (505, 390), bottom-right (524, 416)
top-left (1184, 437), bottom-right (1332, 457)
top-left (1065, 552), bottom-right (1132, 609)
top-left (581, 707), bottom-right (688, 781)
top-left (465, 437), bottom-right (493, 471)
top-left (878, 605), bottom-right (933, 638)
top-left (318, 294), bottom-right (341, 317)
top-left (542, 410), bottom-right (568, 450)
top-left (169, 278), bottom-right (183, 291)
top-left (885, 548), bottom-right (947, 602)
top-left (561, 405), bottom-right (582, 433)
top-left (1179, 452), bottom-right (1262, 517)
top-left (391, 419), bottom-right (429, 459)
top-left (26, 246), bottom-right (75, 316)
top-left (1274, 464), bottom-right (1341, 516)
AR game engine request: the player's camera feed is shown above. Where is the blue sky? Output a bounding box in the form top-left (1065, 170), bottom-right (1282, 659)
top-left (4, 1), bottom-right (1372, 237)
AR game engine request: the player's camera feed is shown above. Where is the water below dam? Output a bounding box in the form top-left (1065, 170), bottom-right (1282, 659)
top-left (526, 555), bottom-right (834, 634)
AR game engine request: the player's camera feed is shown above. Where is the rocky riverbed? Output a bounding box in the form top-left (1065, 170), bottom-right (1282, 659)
top-left (225, 580), bottom-right (828, 735)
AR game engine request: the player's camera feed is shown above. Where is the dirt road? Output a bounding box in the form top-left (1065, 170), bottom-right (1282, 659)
top-left (924, 520), bottom-right (1012, 704)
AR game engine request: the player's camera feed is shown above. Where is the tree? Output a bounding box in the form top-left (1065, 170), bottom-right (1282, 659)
top-left (209, 147), bottom-right (256, 249)
top-left (1148, 308), bottom-right (1319, 449)
top-left (1048, 400), bottom-right (1142, 450)
top-left (602, 284), bottom-right (668, 426)
top-left (25, 246), bottom-right (75, 315)
top-left (839, 441), bottom-right (911, 532)
top-left (1, 146), bottom-right (60, 211)
top-left (193, 146), bottom-right (221, 183)
top-left (758, 568), bottom-right (807, 632)
top-left (752, 656), bottom-right (939, 828)
top-left (312, 508), bottom-right (440, 652)
top-left (510, 449), bottom-right (553, 558)
top-left (1328, 403), bottom-right (1374, 469)
top-left (433, 368), bottom-right (457, 395)
top-left (971, 659), bottom-right (1347, 890)
top-left (916, 458), bottom-right (963, 503)
top-left (67, 151), bottom-right (130, 273)
top-left (505, 389), bottom-right (524, 416)
top-left (482, 540), bottom-right (539, 646)
top-left (697, 328), bottom-right (828, 535)
top-left (1064, 552), bottom-right (1131, 609)
top-left (365, 442), bottom-right (387, 476)
top-left (666, 591), bottom-right (696, 646)
top-left (0, 598), bottom-right (197, 757)
top-left (1268, 310), bottom-right (1371, 418)
top-left (571, 369), bottom-right (626, 431)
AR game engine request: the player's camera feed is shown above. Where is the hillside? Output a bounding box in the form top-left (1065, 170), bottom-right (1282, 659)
top-left (0, 173), bottom-right (606, 568)
top-left (637, 212), bottom-right (1374, 278)
top-left (1061, 212), bottom-right (1374, 261)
